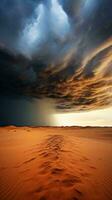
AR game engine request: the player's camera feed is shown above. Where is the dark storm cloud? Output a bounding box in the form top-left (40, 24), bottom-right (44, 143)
top-left (0, 0), bottom-right (112, 112)
top-left (0, 0), bottom-right (44, 49)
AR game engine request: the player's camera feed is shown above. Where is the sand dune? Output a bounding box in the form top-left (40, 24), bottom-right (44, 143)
top-left (0, 127), bottom-right (112, 200)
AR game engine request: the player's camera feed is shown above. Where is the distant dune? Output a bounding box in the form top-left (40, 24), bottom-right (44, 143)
top-left (0, 126), bottom-right (112, 200)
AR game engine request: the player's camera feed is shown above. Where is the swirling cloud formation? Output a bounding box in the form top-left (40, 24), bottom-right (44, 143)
top-left (0, 0), bottom-right (112, 111)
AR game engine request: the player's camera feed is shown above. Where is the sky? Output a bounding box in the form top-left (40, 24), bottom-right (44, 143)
top-left (0, 0), bottom-right (112, 126)
top-left (54, 108), bottom-right (112, 127)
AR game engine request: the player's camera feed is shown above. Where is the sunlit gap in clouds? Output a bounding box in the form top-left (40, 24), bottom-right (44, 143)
top-left (50, 0), bottom-right (70, 39)
top-left (54, 108), bottom-right (112, 127)
top-left (19, 0), bottom-right (70, 57)
top-left (19, 3), bottom-right (46, 56)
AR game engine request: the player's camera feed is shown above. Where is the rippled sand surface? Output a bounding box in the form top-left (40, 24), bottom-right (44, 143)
top-left (0, 126), bottom-right (112, 200)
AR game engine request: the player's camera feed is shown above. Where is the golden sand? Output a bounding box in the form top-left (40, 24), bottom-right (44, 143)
top-left (0, 127), bottom-right (112, 200)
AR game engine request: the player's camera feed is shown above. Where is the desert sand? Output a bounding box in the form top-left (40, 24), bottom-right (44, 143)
top-left (0, 126), bottom-right (112, 200)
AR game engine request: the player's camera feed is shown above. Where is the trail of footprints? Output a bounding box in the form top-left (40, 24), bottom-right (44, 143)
top-left (18, 135), bottom-right (96, 200)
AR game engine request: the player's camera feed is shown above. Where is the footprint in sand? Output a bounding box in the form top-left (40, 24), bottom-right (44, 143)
top-left (23, 157), bottom-right (36, 165)
top-left (62, 175), bottom-right (81, 187)
top-left (51, 167), bottom-right (64, 175)
top-left (70, 189), bottom-right (83, 200)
